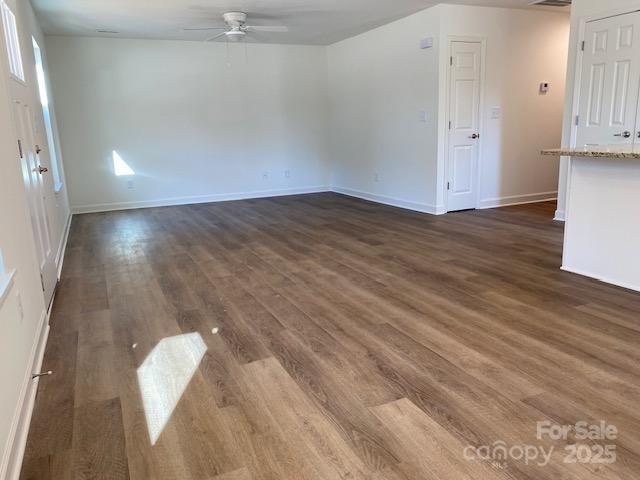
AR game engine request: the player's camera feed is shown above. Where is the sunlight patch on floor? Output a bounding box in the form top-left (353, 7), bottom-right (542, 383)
top-left (137, 332), bottom-right (207, 445)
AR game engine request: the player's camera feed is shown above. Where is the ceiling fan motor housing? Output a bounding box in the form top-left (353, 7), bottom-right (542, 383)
top-left (223, 11), bottom-right (247, 27)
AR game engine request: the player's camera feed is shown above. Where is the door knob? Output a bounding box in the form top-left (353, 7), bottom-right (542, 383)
top-left (35, 145), bottom-right (42, 154)
top-left (614, 131), bottom-right (631, 138)
top-left (37, 166), bottom-right (48, 174)
top-left (469, 133), bottom-right (480, 139)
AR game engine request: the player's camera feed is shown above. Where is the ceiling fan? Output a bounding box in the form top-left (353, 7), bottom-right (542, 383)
top-left (184, 12), bottom-right (289, 42)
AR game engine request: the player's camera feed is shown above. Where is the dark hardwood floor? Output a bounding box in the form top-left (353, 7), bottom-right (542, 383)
top-left (20, 193), bottom-right (640, 480)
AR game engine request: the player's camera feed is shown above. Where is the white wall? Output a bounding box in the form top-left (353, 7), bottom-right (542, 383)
top-left (327, 5), bottom-right (569, 213)
top-left (45, 37), bottom-right (331, 213)
top-left (0, 0), bottom-right (69, 476)
top-left (439, 5), bottom-right (570, 210)
top-left (555, 0), bottom-right (640, 221)
top-left (328, 6), bottom-right (444, 213)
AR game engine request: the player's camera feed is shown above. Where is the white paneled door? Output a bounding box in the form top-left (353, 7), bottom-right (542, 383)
top-left (13, 100), bottom-right (57, 306)
top-left (576, 11), bottom-right (640, 146)
top-left (447, 41), bottom-right (482, 212)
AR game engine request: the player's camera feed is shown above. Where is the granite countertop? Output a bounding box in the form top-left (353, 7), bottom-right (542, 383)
top-left (541, 144), bottom-right (640, 159)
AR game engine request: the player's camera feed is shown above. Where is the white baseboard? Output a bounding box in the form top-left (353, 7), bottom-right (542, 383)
top-left (71, 186), bottom-right (556, 217)
top-left (561, 265), bottom-right (640, 293)
top-left (1, 308), bottom-right (50, 480)
top-left (331, 187), bottom-right (444, 215)
top-left (554, 209), bottom-right (565, 222)
top-left (478, 191), bottom-right (558, 210)
top-left (55, 213), bottom-right (73, 279)
top-left (71, 186), bottom-right (331, 214)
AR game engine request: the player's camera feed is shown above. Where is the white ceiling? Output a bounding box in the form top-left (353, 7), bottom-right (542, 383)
top-left (31, 0), bottom-right (570, 45)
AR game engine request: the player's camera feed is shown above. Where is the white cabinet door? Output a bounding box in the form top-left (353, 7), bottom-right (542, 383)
top-left (447, 41), bottom-right (482, 212)
top-left (576, 11), bottom-right (640, 146)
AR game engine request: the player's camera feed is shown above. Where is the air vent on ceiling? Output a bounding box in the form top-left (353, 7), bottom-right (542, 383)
top-left (530, 0), bottom-right (572, 6)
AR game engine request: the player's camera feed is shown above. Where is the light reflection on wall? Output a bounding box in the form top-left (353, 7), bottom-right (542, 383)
top-left (137, 332), bottom-right (207, 445)
top-left (113, 150), bottom-right (135, 176)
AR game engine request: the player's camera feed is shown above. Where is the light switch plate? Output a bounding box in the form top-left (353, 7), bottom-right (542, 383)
top-left (420, 37), bottom-right (434, 49)
top-left (490, 107), bottom-right (501, 120)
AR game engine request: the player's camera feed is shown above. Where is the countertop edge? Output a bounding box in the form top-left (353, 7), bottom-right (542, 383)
top-left (541, 148), bottom-right (640, 159)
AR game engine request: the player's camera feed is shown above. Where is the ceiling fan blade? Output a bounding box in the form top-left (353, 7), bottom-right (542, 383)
top-left (184, 27), bottom-right (226, 31)
top-left (205, 31), bottom-right (229, 42)
top-left (243, 31), bottom-right (265, 42)
top-left (246, 25), bottom-right (289, 33)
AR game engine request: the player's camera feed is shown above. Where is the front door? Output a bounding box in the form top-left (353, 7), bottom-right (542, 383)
top-left (576, 11), bottom-right (640, 146)
top-left (13, 99), bottom-right (57, 305)
top-left (447, 41), bottom-right (482, 212)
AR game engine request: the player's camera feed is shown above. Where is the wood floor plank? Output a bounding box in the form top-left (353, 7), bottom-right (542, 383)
top-left (241, 357), bottom-right (375, 480)
top-left (22, 331), bottom-right (78, 462)
top-left (19, 194), bottom-right (640, 479)
top-left (209, 467), bottom-right (254, 480)
top-left (371, 398), bottom-right (509, 480)
top-left (72, 397), bottom-right (130, 480)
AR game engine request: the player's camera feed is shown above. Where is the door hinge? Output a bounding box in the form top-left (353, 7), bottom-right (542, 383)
top-left (575, 115), bottom-right (580, 126)
top-left (448, 120), bottom-right (452, 130)
top-left (447, 182), bottom-right (451, 191)
top-left (581, 40), bottom-right (585, 52)
top-left (17, 139), bottom-right (23, 159)
top-left (450, 56), bottom-right (453, 66)
top-left (40, 273), bottom-right (45, 292)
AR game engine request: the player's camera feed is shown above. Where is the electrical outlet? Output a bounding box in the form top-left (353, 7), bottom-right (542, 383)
top-left (262, 171), bottom-right (269, 180)
top-left (419, 111), bottom-right (427, 123)
top-left (374, 172), bottom-right (380, 183)
top-left (127, 179), bottom-right (135, 190)
top-left (284, 169), bottom-right (291, 179)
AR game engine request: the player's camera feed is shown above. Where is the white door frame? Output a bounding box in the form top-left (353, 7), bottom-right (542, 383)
top-left (443, 36), bottom-right (487, 213)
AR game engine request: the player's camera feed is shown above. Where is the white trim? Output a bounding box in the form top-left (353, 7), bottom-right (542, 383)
top-left (561, 265), bottom-right (640, 293)
top-left (71, 186), bottom-right (330, 214)
top-left (477, 191), bottom-right (558, 209)
top-left (554, 209), bottom-right (565, 222)
top-left (0, 269), bottom-right (16, 308)
top-left (331, 186), bottom-right (445, 215)
top-left (0, 308), bottom-right (50, 480)
top-left (55, 213), bottom-right (72, 279)
top-left (443, 35), bottom-right (487, 213)
top-left (567, 24), bottom-right (585, 150)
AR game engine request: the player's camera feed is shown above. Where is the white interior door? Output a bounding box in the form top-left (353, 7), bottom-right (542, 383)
top-left (447, 41), bottom-right (482, 212)
top-left (13, 100), bottom-right (57, 305)
top-left (576, 11), bottom-right (640, 146)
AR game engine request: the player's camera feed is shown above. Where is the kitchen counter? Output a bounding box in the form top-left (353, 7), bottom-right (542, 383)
top-left (553, 146), bottom-right (640, 292)
top-left (541, 144), bottom-right (640, 159)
